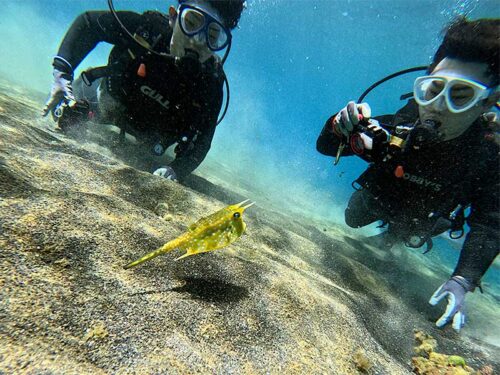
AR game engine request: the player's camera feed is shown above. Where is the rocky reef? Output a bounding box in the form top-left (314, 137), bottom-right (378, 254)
top-left (1, 78), bottom-right (498, 374)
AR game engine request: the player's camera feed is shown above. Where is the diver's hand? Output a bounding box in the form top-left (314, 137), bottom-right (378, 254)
top-left (153, 166), bottom-right (178, 182)
top-left (429, 276), bottom-right (473, 332)
top-left (42, 69), bottom-right (75, 117)
top-left (332, 101), bottom-right (371, 137)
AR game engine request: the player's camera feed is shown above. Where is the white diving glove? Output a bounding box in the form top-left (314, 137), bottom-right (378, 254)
top-left (153, 166), bottom-right (178, 182)
top-left (332, 101), bottom-right (372, 137)
top-left (42, 68), bottom-right (76, 118)
top-left (429, 276), bottom-right (474, 332)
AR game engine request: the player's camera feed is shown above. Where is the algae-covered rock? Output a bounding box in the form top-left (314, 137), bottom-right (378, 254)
top-left (479, 365), bottom-right (494, 375)
top-left (448, 355), bottom-right (467, 367)
top-left (414, 329), bottom-right (438, 356)
top-left (428, 351), bottom-right (450, 364)
top-left (411, 331), bottom-right (485, 375)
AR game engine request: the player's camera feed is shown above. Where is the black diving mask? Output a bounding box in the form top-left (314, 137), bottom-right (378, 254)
top-left (178, 3), bottom-right (231, 51)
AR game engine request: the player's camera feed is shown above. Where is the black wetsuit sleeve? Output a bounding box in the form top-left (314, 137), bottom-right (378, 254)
top-left (170, 125), bottom-right (217, 180)
top-left (453, 151), bottom-right (500, 286)
top-left (316, 115), bottom-right (354, 157)
top-left (169, 76), bottom-right (224, 180)
top-left (55, 11), bottom-right (143, 72)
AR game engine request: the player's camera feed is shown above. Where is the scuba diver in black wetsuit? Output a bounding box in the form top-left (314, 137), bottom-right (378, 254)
top-left (317, 18), bottom-right (500, 332)
top-left (42, 0), bottom-right (245, 182)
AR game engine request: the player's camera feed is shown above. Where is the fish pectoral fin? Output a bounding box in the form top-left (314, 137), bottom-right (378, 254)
top-left (175, 251), bottom-right (194, 261)
top-left (175, 246), bottom-right (220, 261)
top-left (175, 246), bottom-right (199, 261)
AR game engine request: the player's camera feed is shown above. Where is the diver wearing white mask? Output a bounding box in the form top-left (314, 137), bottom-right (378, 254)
top-left (42, 0), bottom-right (245, 181)
top-left (317, 17), bottom-right (500, 333)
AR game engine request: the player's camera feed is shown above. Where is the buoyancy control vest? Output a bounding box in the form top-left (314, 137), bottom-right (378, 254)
top-left (101, 11), bottom-right (225, 138)
top-left (353, 110), bottom-right (495, 240)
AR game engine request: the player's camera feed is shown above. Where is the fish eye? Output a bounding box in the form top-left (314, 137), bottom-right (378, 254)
top-left (233, 212), bottom-right (240, 218)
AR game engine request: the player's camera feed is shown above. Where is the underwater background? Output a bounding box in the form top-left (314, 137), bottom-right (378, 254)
top-left (5, 0), bottom-right (495, 289)
top-left (0, 0), bottom-right (499, 372)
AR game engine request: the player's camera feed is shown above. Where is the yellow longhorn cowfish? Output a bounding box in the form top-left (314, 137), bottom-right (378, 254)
top-left (124, 199), bottom-right (254, 269)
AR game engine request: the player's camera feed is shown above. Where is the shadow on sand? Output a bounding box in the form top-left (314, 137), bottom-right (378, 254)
top-left (171, 277), bottom-right (249, 303)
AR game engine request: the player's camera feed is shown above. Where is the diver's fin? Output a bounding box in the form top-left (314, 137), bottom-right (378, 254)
top-left (124, 241), bottom-right (176, 269)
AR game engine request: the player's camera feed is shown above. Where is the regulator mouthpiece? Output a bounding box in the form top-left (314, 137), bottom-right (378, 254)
top-left (177, 49), bottom-right (202, 77)
top-left (407, 119), bottom-right (442, 149)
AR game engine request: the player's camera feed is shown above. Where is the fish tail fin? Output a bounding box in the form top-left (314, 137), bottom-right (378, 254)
top-left (124, 241), bottom-right (176, 269)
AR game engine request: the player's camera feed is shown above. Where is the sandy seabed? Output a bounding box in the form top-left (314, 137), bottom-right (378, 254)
top-left (0, 78), bottom-right (498, 374)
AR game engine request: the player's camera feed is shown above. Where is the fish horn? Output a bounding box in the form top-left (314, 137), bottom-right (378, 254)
top-left (241, 201), bottom-right (255, 211)
top-left (235, 199), bottom-right (251, 208)
top-left (235, 199), bottom-right (255, 211)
